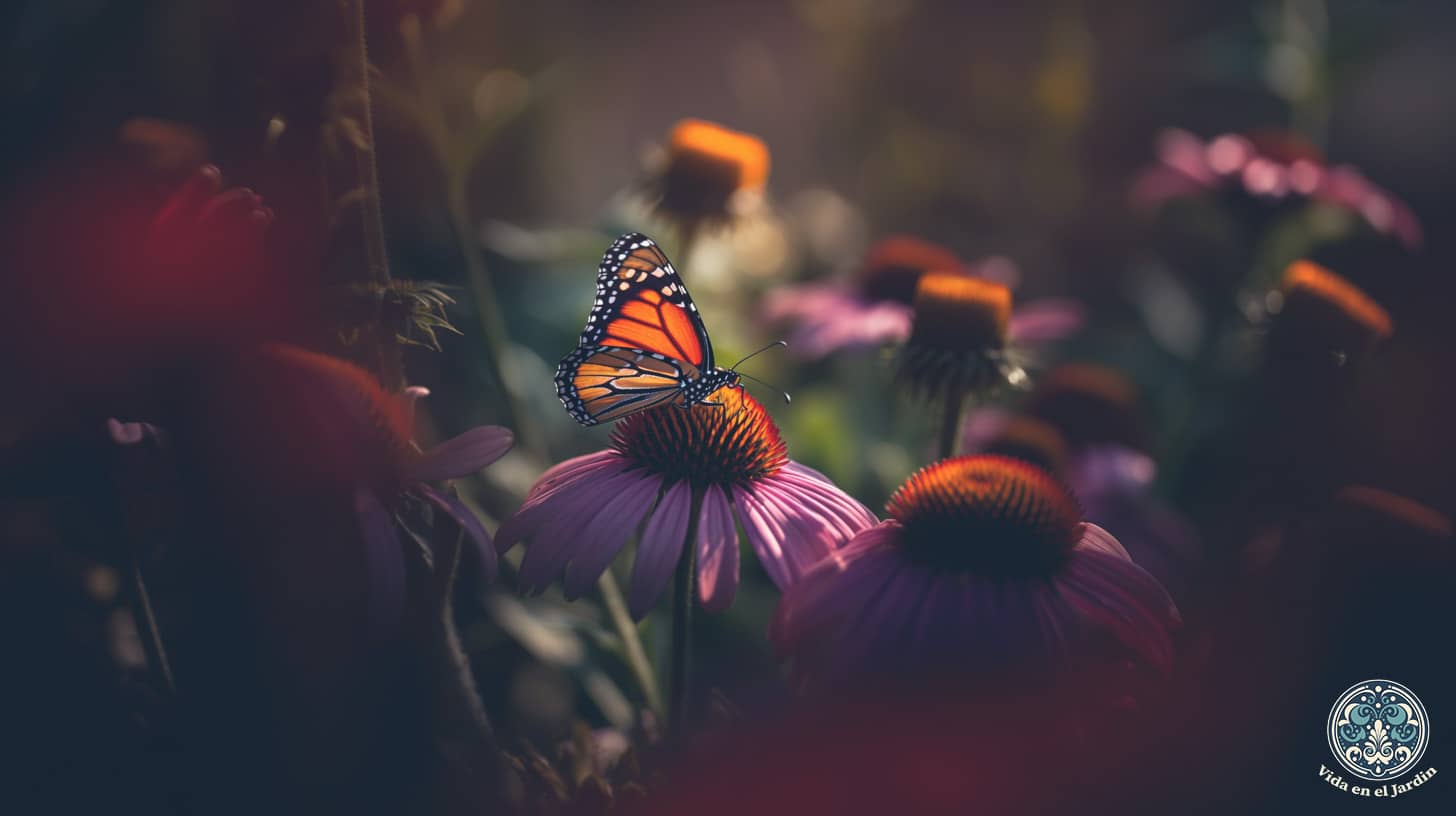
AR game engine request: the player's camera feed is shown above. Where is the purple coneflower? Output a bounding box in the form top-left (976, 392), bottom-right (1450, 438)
top-left (227, 345), bottom-right (513, 627)
top-left (1133, 127), bottom-right (1421, 249)
top-left (645, 118), bottom-right (770, 231)
top-left (963, 364), bottom-right (1201, 604)
top-left (496, 386), bottom-right (875, 619)
top-left (772, 455), bottom-right (1180, 687)
top-left (1270, 259), bottom-right (1392, 363)
top-left (762, 235), bottom-right (1081, 360)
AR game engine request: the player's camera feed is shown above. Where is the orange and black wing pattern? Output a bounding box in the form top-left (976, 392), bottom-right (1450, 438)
top-left (555, 233), bottom-right (715, 425)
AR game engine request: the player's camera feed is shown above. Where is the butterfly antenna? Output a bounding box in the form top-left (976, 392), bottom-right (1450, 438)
top-left (729, 339), bottom-right (788, 370)
top-left (738, 372), bottom-right (792, 405)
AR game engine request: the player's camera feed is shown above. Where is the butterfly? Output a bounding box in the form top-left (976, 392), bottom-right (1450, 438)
top-left (555, 233), bottom-right (743, 426)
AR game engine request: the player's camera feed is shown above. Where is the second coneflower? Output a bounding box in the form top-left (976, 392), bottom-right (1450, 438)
top-left (897, 272), bottom-right (1064, 458)
top-left (1271, 260), bottom-right (1392, 364)
top-left (772, 455), bottom-right (1180, 689)
top-left (647, 118), bottom-right (770, 231)
top-left (762, 235), bottom-right (1081, 360)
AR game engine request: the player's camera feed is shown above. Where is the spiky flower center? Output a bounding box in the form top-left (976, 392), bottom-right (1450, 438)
top-left (886, 455), bottom-right (1082, 577)
top-left (611, 386), bottom-right (786, 487)
top-left (259, 344), bottom-right (417, 494)
top-left (1024, 364), bottom-right (1145, 451)
top-left (907, 273), bottom-right (1012, 353)
top-left (858, 236), bottom-right (964, 304)
top-left (1278, 261), bottom-right (1392, 354)
top-left (656, 119), bottom-right (769, 221)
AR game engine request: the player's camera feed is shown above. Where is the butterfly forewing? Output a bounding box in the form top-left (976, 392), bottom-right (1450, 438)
top-left (555, 233), bottom-right (718, 425)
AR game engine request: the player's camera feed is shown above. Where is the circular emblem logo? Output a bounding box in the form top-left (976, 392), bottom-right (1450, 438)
top-left (1327, 679), bottom-right (1429, 781)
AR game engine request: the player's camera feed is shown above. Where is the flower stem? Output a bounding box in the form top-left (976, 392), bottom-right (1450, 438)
top-left (128, 555), bottom-right (175, 695)
top-left (344, 0), bottom-right (404, 391)
top-left (597, 570), bottom-right (664, 717)
top-left (670, 489), bottom-right (704, 741)
top-left (938, 386), bottom-right (966, 460)
top-left (400, 20), bottom-right (543, 455)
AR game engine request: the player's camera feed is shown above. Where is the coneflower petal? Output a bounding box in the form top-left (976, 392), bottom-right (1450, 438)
top-left (627, 482), bottom-right (693, 619)
top-left (732, 486), bottom-right (792, 588)
top-left (1007, 297), bottom-right (1085, 344)
top-left (496, 456), bottom-right (625, 552)
top-left (519, 468), bottom-right (642, 593)
top-left (751, 484), bottom-right (840, 578)
top-left (561, 475), bottom-right (661, 600)
top-left (354, 486), bottom-right (405, 641)
top-left (525, 450), bottom-right (623, 504)
top-left (770, 525), bottom-right (903, 653)
top-left (1054, 547), bottom-right (1179, 675)
top-left (695, 487), bottom-right (739, 613)
top-left (413, 425), bottom-right (514, 482)
top-left (417, 484), bottom-right (496, 584)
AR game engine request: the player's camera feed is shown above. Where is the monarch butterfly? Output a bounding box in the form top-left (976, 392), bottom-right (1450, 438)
top-left (556, 233), bottom-right (770, 426)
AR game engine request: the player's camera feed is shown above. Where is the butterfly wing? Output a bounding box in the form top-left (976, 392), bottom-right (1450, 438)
top-left (555, 233), bottom-right (716, 425)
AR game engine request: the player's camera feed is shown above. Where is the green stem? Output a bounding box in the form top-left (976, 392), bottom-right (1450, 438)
top-left (938, 386), bottom-right (965, 460)
top-left (346, 0), bottom-right (403, 390)
top-left (669, 489), bottom-right (704, 740)
top-left (129, 556), bottom-right (175, 695)
top-left (400, 21), bottom-right (541, 454)
top-left (597, 570), bottom-right (664, 717)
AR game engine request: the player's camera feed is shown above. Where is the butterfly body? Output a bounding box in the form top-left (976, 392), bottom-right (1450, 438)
top-left (556, 233), bottom-right (740, 426)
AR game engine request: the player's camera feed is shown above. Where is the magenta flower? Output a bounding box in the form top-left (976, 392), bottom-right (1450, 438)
top-left (772, 455), bottom-right (1180, 686)
top-left (762, 236), bottom-right (1083, 360)
top-left (496, 386), bottom-right (876, 618)
top-left (961, 365), bottom-right (1201, 603)
top-left (1132, 128), bottom-right (1421, 249)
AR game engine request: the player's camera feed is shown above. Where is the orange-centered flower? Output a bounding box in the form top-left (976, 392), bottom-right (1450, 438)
top-left (887, 455), bottom-right (1082, 578)
top-left (897, 273), bottom-right (1019, 396)
top-left (859, 235), bottom-right (965, 304)
top-left (1023, 363), bottom-right (1145, 451)
top-left (981, 416), bottom-right (1069, 478)
top-left (653, 119), bottom-right (770, 224)
top-left (1278, 260), bottom-right (1393, 356)
top-left (611, 385), bottom-right (787, 487)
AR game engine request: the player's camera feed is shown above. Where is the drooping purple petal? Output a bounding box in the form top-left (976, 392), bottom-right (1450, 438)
top-left (417, 484), bottom-right (497, 584)
top-left (627, 482), bottom-right (693, 619)
top-left (959, 407), bottom-right (1011, 453)
top-left (1055, 542), bottom-right (1180, 675)
top-left (354, 487), bottom-right (405, 641)
top-left (830, 561), bottom-right (933, 676)
top-left (1075, 522), bottom-right (1133, 560)
top-left (769, 467), bottom-right (879, 536)
top-left (695, 487), bottom-right (740, 612)
top-left (106, 418), bottom-right (164, 446)
top-left (1009, 298), bottom-right (1085, 345)
top-left (524, 450), bottom-right (627, 506)
top-left (561, 474), bottom-right (662, 600)
top-left (769, 523), bottom-right (902, 653)
top-left (732, 485), bottom-right (792, 588)
top-left (412, 425), bottom-right (514, 481)
top-left (1068, 445), bottom-right (1156, 500)
top-left (496, 454), bottom-right (626, 554)
top-left (518, 467), bottom-right (644, 593)
top-left (750, 482), bottom-right (847, 577)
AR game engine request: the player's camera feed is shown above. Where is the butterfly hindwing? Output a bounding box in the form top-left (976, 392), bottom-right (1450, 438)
top-left (555, 233), bottom-right (717, 425)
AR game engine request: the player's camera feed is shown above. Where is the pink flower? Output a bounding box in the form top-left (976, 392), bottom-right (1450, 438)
top-left (1132, 128), bottom-right (1421, 249)
top-left (496, 387), bottom-right (875, 619)
top-left (772, 455), bottom-right (1179, 687)
top-left (961, 365), bottom-right (1201, 604)
top-left (762, 236), bottom-right (1082, 359)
